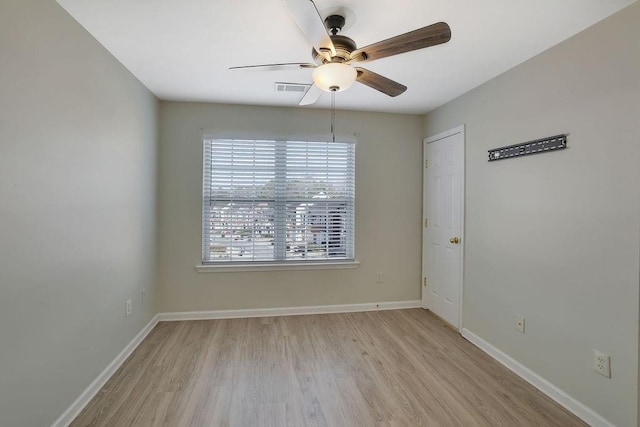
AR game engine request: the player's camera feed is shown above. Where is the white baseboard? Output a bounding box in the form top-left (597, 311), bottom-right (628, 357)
top-left (157, 300), bottom-right (422, 321)
top-left (52, 302), bottom-right (420, 426)
top-left (51, 315), bottom-right (160, 427)
top-left (461, 328), bottom-right (614, 427)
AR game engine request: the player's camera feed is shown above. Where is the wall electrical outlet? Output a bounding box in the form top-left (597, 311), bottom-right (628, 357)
top-left (376, 272), bottom-right (383, 283)
top-left (593, 350), bottom-right (611, 378)
top-left (516, 316), bottom-right (526, 333)
top-left (125, 299), bottom-right (132, 317)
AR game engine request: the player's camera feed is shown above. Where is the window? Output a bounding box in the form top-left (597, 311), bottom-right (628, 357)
top-left (202, 138), bottom-right (355, 264)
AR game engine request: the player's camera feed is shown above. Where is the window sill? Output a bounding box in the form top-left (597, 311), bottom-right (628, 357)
top-left (195, 260), bottom-right (360, 273)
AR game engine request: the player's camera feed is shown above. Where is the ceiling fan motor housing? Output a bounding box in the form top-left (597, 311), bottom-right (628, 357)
top-left (313, 35), bottom-right (357, 63)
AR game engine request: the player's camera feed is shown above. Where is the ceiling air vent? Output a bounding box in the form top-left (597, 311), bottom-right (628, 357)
top-left (275, 82), bottom-right (310, 93)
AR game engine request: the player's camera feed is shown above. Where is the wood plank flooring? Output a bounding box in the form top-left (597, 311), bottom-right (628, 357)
top-left (71, 309), bottom-right (586, 426)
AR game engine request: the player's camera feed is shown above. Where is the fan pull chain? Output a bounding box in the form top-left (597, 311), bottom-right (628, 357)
top-left (331, 89), bottom-right (336, 143)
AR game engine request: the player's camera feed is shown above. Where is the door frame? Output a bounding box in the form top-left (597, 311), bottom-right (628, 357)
top-left (422, 124), bottom-right (465, 331)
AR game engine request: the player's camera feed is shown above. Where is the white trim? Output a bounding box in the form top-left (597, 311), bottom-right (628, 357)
top-left (461, 328), bottom-right (614, 427)
top-left (196, 260), bottom-right (360, 273)
top-left (424, 124), bottom-right (465, 145)
top-left (51, 315), bottom-right (160, 427)
top-left (53, 302), bottom-right (419, 425)
top-left (201, 138), bottom-right (357, 265)
top-left (423, 124), bottom-right (466, 332)
top-left (459, 126), bottom-right (465, 331)
top-left (201, 132), bottom-right (358, 144)
top-left (157, 300), bottom-right (422, 322)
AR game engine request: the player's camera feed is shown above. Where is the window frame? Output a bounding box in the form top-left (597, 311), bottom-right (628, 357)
top-left (198, 137), bottom-right (357, 271)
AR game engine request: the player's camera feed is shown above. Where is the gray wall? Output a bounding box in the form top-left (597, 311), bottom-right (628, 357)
top-left (423, 4), bottom-right (640, 426)
top-left (0, 1), bottom-right (159, 425)
top-left (3, 0), bottom-right (638, 425)
top-left (158, 102), bottom-right (423, 312)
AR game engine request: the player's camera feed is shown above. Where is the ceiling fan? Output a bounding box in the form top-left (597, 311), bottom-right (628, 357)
top-left (230, 0), bottom-right (451, 105)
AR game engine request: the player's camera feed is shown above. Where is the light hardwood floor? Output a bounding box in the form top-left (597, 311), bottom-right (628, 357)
top-left (72, 309), bottom-right (586, 426)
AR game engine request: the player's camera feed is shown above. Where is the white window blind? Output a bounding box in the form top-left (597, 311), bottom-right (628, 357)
top-left (202, 139), bottom-right (355, 263)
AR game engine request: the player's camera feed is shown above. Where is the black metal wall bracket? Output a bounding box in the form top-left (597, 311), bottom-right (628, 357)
top-left (488, 134), bottom-right (567, 162)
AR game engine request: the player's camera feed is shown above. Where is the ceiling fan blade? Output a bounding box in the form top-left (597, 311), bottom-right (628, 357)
top-left (229, 63), bottom-right (316, 71)
top-left (299, 83), bottom-right (322, 105)
top-left (350, 22), bottom-right (451, 63)
top-left (355, 67), bottom-right (407, 97)
top-left (282, 0), bottom-right (336, 57)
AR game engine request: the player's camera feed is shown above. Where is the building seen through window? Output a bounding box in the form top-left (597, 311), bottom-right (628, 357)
top-left (202, 139), bottom-right (355, 263)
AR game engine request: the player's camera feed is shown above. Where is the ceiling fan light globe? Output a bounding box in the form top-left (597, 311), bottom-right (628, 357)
top-left (312, 63), bottom-right (357, 92)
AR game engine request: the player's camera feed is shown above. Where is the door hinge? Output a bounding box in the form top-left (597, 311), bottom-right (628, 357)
top-left (423, 277), bottom-right (427, 287)
top-left (425, 159), bottom-right (429, 168)
top-left (424, 218), bottom-right (428, 228)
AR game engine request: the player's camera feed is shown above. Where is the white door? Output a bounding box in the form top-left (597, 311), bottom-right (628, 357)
top-left (422, 126), bottom-right (464, 329)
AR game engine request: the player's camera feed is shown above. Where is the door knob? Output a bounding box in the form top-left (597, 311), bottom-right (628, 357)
top-left (450, 237), bottom-right (460, 244)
